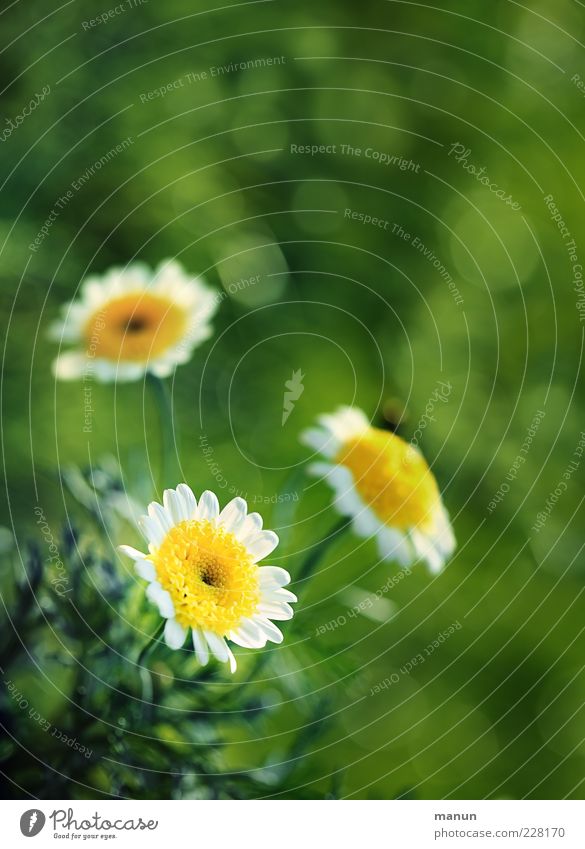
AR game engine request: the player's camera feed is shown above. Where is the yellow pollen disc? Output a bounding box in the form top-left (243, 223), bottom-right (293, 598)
top-left (84, 293), bottom-right (187, 362)
top-left (151, 520), bottom-right (260, 633)
top-left (335, 428), bottom-right (441, 531)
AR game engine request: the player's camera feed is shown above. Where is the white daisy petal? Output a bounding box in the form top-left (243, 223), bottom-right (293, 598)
top-left (92, 359), bottom-right (126, 382)
top-left (376, 526), bottom-right (412, 567)
top-left (118, 545), bottom-right (147, 561)
top-left (258, 601), bottom-right (294, 621)
top-left (148, 502), bottom-right (173, 535)
top-left (51, 351), bottom-right (89, 381)
top-left (351, 506), bottom-right (381, 538)
top-left (203, 631), bottom-right (230, 663)
top-left (263, 587), bottom-right (297, 603)
top-left (176, 483), bottom-right (198, 520)
top-left (225, 644), bottom-right (237, 673)
top-left (236, 512), bottom-right (263, 543)
top-left (258, 566), bottom-right (291, 588)
top-left (218, 497), bottom-right (247, 534)
top-left (138, 515), bottom-right (165, 547)
top-left (197, 490), bottom-right (220, 522)
top-left (253, 616), bottom-right (284, 644)
top-left (229, 618), bottom-right (266, 648)
top-left (135, 559), bottom-right (156, 581)
top-left (333, 487), bottom-right (364, 518)
top-left (411, 528), bottom-right (444, 574)
top-left (163, 489), bottom-right (184, 526)
top-left (245, 530), bottom-right (279, 563)
top-left (307, 461), bottom-right (336, 478)
top-left (146, 582), bottom-right (175, 618)
top-left (150, 360), bottom-right (175, 378)
top-left (192, 627), bottom-right (210, 665)
top-left (431, 505), bottom-right (456, 557)
top-left (300, 427), bottom-right (338, 458)
top-left (164, 618), bottom-right (187, 650)
top-left (328, 464), bottom-right (355, 490)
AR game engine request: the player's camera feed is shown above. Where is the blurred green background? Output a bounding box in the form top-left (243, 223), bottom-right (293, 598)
top-left (1, 0), bottom-right (585, 799)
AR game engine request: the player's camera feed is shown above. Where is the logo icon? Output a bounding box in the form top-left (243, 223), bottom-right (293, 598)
top-left (20, 810), bottom-right (45, 837)
top-left (282, 369), bottom-right (305, 426)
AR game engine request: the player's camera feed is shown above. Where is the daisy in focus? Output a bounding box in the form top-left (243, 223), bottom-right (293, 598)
top-left (50, 259), bottom-right (218, 382)
top-left (119, 485), bottom-right (296, 672)
top-left (301, 406), bottom-right (456, 573)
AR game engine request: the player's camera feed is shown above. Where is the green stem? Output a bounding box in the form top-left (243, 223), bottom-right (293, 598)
top-left (296, 515), bottom-right (353, 585)
top-left (147, 373), bottom-right (176, 494)
top-left (136, 619), bottom-right (166, 667)
top-left (136, 620), bottom-right (165, 707)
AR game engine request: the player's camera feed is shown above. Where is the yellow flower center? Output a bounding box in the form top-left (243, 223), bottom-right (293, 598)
top-left (335, 428), bottom-right (441, 531)
top-left (84, 293), bottom-right (187, 362)
top-left (151, 520), bottom-right (260, 633)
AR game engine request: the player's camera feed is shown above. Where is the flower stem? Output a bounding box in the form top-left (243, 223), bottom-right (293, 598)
top-left (146, 373), bottom-right (176, 494)
top-left (296, 515), bottom-right (353, 585)
top-left (136, 619), bottom-right (166, 667)
top-left (136, 620), bottom-right (165, 707)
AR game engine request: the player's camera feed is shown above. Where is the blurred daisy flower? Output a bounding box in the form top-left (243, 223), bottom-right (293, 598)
top-left (301, 406), bottom-right (455, 573)
top-left (120, 485), bottom-right (296, 672)
top-left (50, 259), bottom-right (218, 382)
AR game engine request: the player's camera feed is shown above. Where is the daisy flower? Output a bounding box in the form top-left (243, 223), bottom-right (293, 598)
top-left (301, 406), bottom-right (455, 573)
top-left (119, 485), bottom-right (296, 672)
top-left (50, 259), bottom-right (218, 382)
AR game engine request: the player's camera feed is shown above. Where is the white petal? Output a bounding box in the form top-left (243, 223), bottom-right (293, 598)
top-left (245, 530), bottom-right (279, 563)
top-left (253, 616), bottom-right (284, 644)
top-left (376, 526), bottom-right (413, 567)
top-left (431, 504), bottom-right (456, 558)
top-left (164, 618), bottom-right (187, 650)
top-left (138, 515), bottom-right (165, 547)
top-left (81, 277), bottom-right (109, 306)
top-left (228, 619), bottom-right (266, 648)
top-left (149, 360), bottom-right (175, 378)
top-left (52, 351), bottom-right (89, 381)
top-left (88, 359), bottom-right (125, 383)
top-left (332, 405), bottom-right (370, 437)
top-left (47, 319), bottom-right (69, 342)
top-left (300, 427), bottom-right (338, 458)
top-left (333, 487), bottom-right (364, 518)
top-left (263, 587), bottom-right (297, 603)
top-left (135, 559), bottom-right (156, 581)
top-left (328, 464), bottom-right (355, 491)
top-left (118, 544), bottom-right (147, 561)
top-left (411, 528), bottom-right (444, 574)
top-left (182, 323), bottom-right (213, 347)
top-left (192, 628), bottom-right (209, 665)
top-left (197, 490), bottom-right (219, 522)
top-left (258, 601), bottom-right (294, 621)
top-left (318, 406), bottom-right (369, 442)
top-left (351, 506), bottom-right (381, 538)
top-left (258, 566), bottom-right (291, 588)
top-left (225, 644), bottom-right (237, 673)
top-left (148, 501), bottom-right (173, 535)
top-left (176, 483), bottom-right (198, 520)
top-left (218, 497), bottom-right (247, 534)
top-left (163, 489), bottom-right (184, 525)
top-left (203, 630), bottom-right (230, 663)
top-left (306, 461), bottom-right (336, 478)
top-left (110, 362), bottom-right (146, 382)
top-left (146, 582), bottom-right (175, 618)
top-left (236, 512), bottom-right (263, 543)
